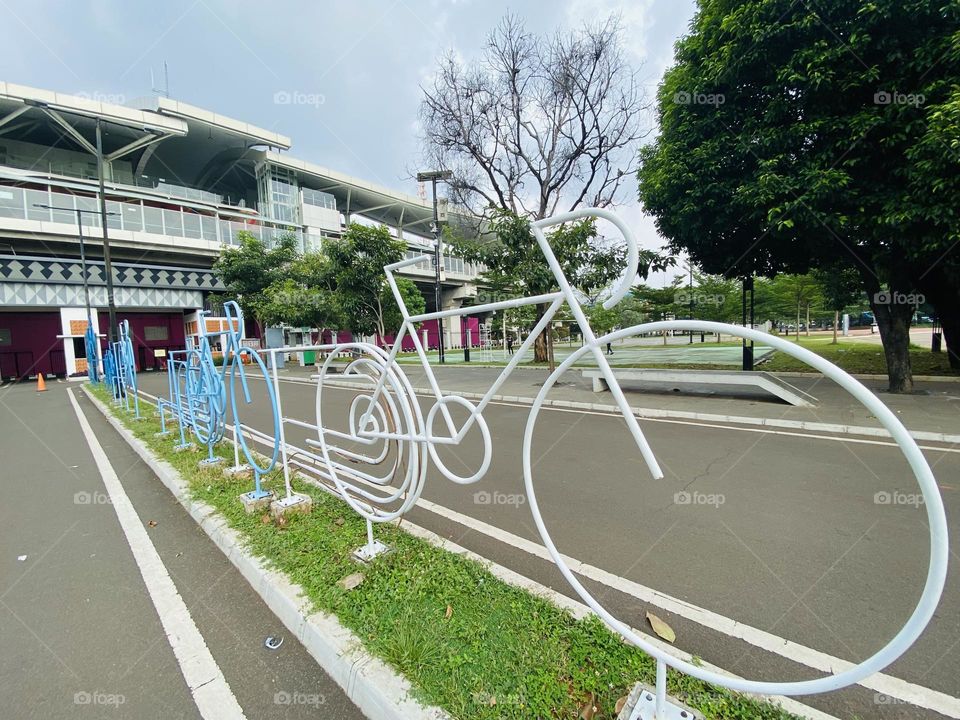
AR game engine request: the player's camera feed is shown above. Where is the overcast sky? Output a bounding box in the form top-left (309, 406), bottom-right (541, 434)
top-left (1, 0), bottom-right (698, 284)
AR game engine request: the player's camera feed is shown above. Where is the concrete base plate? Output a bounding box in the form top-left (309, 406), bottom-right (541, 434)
top-left (154, 430), bottom-right (172, 437)
top-left (352, 540), bottom-right (392, 563)
top-left (617, 683), bottom-right (702, 720)
top-left (239, 490), bottom-right (274, 514)
top-left (199, 456), bottom-right (225, 468)
top-left (173, 442), bottom-right (195, 453)
top-left (224, 464), bottom-right (253, 479)
top-left (270, 493), bottom-right (312, 519)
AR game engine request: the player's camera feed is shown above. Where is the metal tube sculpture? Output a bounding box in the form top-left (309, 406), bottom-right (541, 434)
top-left (266, 207), bottom-right (946, 715)
top-left (84, 324), bottom-right (100, 383)
top-left (109, 319), bottom-right (140, 419)
top-left (219, 301), bottom-right (281, 504)
top-left (154, 303), bottom-right (281, 505)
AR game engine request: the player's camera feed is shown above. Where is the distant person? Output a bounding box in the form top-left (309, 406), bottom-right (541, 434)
top-left (507, 336), bottom-right (514, 355)
top-left (606, 341), bottom-right (614, 355)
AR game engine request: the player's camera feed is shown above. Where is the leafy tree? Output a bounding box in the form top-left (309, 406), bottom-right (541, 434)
top-left (327, 224), bottom-right (425, 343)
top-left (254, 279), bottom-right (341, 330)
top-left (637, 0), bottom-right (959, 391)
top-left (813, 266), bottom-right (863, 344)
top-left (451, 210), bottom-right (656, 363)
top-left (253, 251), bottom-right (342, 331)
top-left (213, 231), bottom-right (299, 333)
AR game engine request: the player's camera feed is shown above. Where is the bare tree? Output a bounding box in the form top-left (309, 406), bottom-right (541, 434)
top-left (420, 13), bottom-right (648, 221)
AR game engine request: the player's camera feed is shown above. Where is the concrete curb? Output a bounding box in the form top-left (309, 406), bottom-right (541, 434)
top-left (278, 375), bottom-right (960, 445)
top-left (81, 386), bottom-right (449, 720)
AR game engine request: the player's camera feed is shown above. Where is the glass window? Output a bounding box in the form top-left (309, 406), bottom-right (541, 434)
top-left (163, 208), bottom-right (183, 237)
top-left (143, 205), bottom-right (163, 234)
top-left (122, 202), bottom-right (143, 232)
top-left (182, 212), bottom-right (202, 239)
top-left (26, 189), bottom-right (51, 221)
top-left (302, 187), bottom-right (336, 210)
top-left (75, 196), bottom-right (99, 227)
top-left (106, 200), bottom-right (123, 230)
top-left (0, 186), bottom-right (24, 219)
top-left (201, 215), bottom-right (217, 242)
top-left (49, 193), bottom-right (76, 225)
top-left (144, 325), bottom-right (169, 341)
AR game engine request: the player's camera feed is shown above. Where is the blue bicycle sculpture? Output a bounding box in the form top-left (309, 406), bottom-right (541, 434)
top-left (106, 319), bottom-right (140, 419)
top-left (158, 302), bottom-right (281, 501)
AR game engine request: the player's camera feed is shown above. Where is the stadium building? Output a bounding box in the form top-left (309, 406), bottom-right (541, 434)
top-left (0, 81), bottom-right (484, 379)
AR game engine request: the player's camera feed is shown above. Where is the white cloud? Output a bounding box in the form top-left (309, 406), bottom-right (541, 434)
top-left (564, 0), bottom-right (655, 63)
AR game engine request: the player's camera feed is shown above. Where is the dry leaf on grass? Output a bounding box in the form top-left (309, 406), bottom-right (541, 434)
top-left (338, 573), bottom-right (365, 591)
top-left (444, 604), bottom-right (453, 619)
top-left (615, 695), bottom-right (628, 714)
top-left (334, 517), bottom-right (345, 527)
top-left (579, 692), bottom-right (597, 719)
top-left (646, 611), bottom-right (676, 643)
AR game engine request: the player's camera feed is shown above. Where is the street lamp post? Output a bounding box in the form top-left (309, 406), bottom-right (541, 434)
top-left (417, 170), bottom-right (452, 364)
top-left (34, 205), bottom-right (118, 323)
top-left (34, 204), bottom-right (118, 376)
top-left (96, 119), bottom-right (119, 344)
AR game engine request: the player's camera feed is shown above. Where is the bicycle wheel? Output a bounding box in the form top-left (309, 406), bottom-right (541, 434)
top-left (312, 343), bottom-right (427, 522)
top-left (521, 320), bottom-right (947, 696)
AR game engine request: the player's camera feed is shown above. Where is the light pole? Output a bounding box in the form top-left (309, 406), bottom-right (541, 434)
top-left (34, 204), bottom-right (118, 325)
top-left (417, 169), bottom-right (452, 364)
top-left (96, 118), bottom-right (119, 344)
top-left (35, 203), bottom-right (118, 375)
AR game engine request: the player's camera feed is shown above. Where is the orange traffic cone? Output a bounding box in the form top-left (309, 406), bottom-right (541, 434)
top-left (36, 374), bottom-right (47, 392)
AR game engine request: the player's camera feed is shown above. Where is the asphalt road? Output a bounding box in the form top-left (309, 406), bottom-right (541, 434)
top-left (132, 368), bottom-right (960, 720)
top-left (0, 381), bottom-right (365, 720)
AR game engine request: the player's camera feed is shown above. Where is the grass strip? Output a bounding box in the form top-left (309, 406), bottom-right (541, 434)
top-left (88, 383), bottom-right (805, 720)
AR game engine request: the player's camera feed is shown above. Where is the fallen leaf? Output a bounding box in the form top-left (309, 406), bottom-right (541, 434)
top-left (334, 517), bottom-right (345, 527)
top-left (646, 611), bottom-right (676, 643)
top-left (444, 604), bottom-right (453, 619)
top-left (147, 520), bottom-right (158, 528)
top-left (487, 696), bottom-right (496, 707)
top-left (260, 514), bottom-right (271, 525)
top-left (579, 693), bottom-right (597, 720)
top-left (615, 695), bottom-right (628, 714)
top-left (338, 572), bottom-right (365, 591)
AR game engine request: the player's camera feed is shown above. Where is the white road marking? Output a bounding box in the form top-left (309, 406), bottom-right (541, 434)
top-left (133, 385), bottom-right (958, 716)
top-left (398, 517), bottom-right (842, 720)
top-left (415, 497), bottom-right (960, 718)
top-left (246, 373), bottom-right (960, 449)
top-left (67, 389), bottom-right (246, 720)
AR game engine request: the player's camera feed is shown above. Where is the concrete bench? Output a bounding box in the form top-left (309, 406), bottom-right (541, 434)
top-left (583, 368), bottom-right (817, 407)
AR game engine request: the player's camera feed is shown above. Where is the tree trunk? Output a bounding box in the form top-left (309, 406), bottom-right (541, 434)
top-left (795, 304), bottom-right (800, 341)
top-left (833, 310), bottom-right (839, 345)
top-left (868, 281), bottom-right (915, 393)
top-left (805, 304), bottom-right (810, 336)
top-left (533, 302), bottom-right (549, 363)
top-left (917, 269), bottom-right (960, 369)
top-left (939, 308), bottom-right (960, 369)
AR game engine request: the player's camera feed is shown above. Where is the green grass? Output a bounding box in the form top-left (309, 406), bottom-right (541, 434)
top-left (758, 336), bottom-right (958, 376)
top-left (89, 383), bottom-right (803, 720)
top-left (394, 335), bottom-right (958, 376)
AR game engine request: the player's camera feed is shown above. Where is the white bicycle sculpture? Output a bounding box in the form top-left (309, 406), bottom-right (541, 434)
top-left (267, 207), bottom-right (947, 718)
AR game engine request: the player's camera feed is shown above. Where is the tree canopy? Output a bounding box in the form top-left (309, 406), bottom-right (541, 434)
top-left (637, 0), bottom-right (960, 391)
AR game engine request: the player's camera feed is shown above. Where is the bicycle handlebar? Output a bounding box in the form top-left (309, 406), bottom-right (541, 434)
top-left (531, 207), bottom-right (639, 310)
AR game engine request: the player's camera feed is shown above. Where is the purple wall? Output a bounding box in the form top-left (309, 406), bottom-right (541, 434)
top-left (0, 312), bottom-right (63, 379)
top-left (99, 312), bottom-right (187, 371)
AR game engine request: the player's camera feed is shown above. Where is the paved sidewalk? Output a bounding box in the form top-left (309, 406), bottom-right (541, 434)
top-left (266, 362), bottom-right (960, 439)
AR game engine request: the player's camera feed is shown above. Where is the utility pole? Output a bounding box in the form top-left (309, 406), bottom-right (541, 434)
top-left (417, 170), bottom-right (452, 364)
top-left (96, 119), bottom-right (118, 343)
